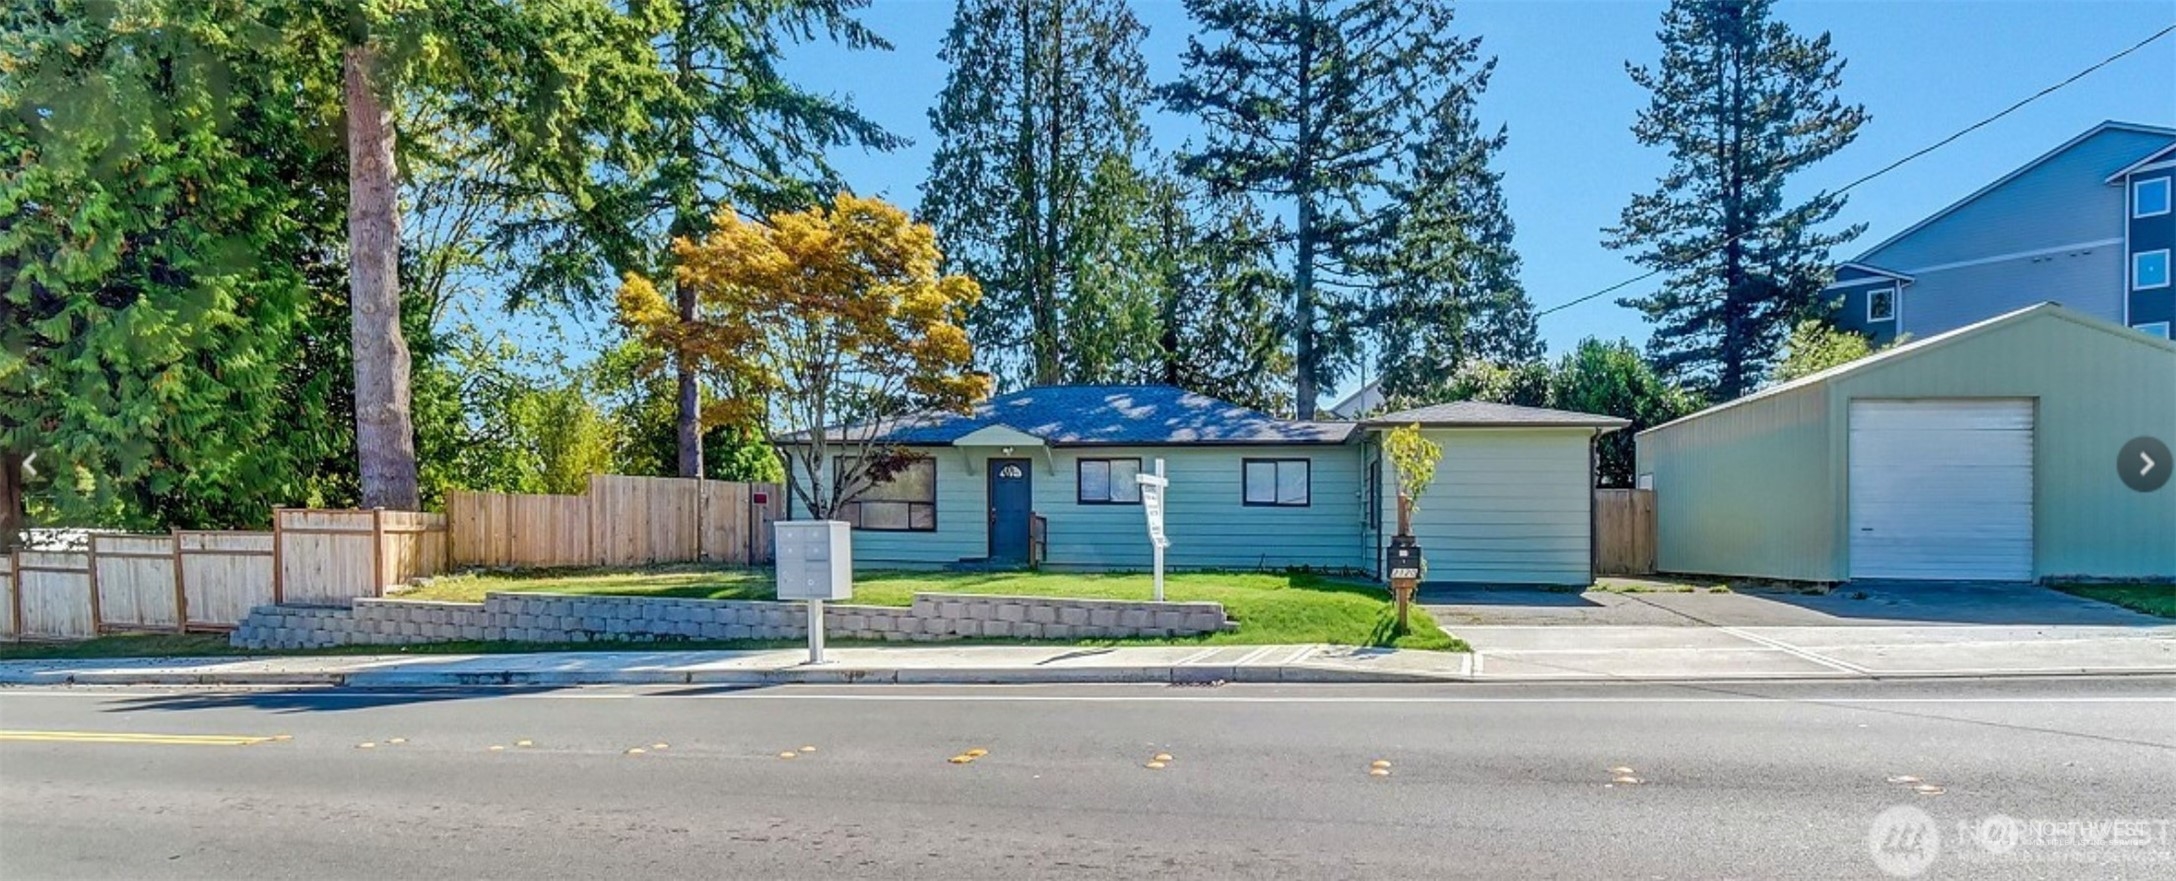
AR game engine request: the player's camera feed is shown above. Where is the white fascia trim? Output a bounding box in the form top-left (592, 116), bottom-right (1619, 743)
top-left (1899, 238), bottom-right (2123, 276)
top-left (2104, 143), bottom-right (2176, 184)
top-left (2134, 177), bottom-right (2172, 218)
top-left (2134, 249), bottom-right (2171, 291)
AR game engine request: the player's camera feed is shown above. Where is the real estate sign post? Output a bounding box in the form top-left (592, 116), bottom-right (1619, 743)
top-left (1137, 459), bottom-right (1170, 601)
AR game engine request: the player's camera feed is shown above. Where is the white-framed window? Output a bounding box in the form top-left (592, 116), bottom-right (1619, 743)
top-left (1866, 286), bottom-right (1896, 322)
top-left (2133, 321), bottom-right (2172, 340)
top-left (2135, 176), bottom-right (2172, 218)
top-left (2135, 249), bottom-right (2171, 291)
top-left (1076, 457), bottom-right (1142, 505)
top-left (1242, 458), bottom-right (1310, 507)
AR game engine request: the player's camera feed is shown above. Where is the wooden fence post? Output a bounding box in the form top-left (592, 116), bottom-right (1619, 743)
top-left (370, 507), bottom-right (386, 598)
top-left (270, 508), bottom-right (286, 603)
top-left (7, 551), bottom-right (20, 639)
top-left (85, 535), bottom-right (103, 634)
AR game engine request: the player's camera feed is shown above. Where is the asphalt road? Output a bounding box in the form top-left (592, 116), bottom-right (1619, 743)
top-left (3, 678), bottom-right (2173, 880)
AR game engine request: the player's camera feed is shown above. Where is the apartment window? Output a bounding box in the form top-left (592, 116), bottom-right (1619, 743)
top-left (1866, 286), bottom-right (1896, 322)
top-left (2136, 249), bottom-right (2171, 291)
top-left (836, 456), bottom-right (936, 531)
top-left (1243, 459), bottom-right (1311, 507)
top-left (1077, 457), bottom-right (1142, 505)
top-left (2136, 177), bottom-right (2172, 218)
top-left (2134, 321), bottom-right (2172, 340)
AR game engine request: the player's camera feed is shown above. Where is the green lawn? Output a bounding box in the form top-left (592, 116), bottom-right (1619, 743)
top-left (2053, 583), bottom-right (2176, 619)
top-left (405, 565), bottom-right (1459, 650)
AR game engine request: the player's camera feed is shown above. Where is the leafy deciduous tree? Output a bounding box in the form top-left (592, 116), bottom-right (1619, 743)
top-left (617, 194), bottom-right (990, 519)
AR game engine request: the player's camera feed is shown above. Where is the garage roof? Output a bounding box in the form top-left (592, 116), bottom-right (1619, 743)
top-left (1640, 302), bottom-right (2176, 436)
top-left (1368, 400), bottom-right (1630, 430)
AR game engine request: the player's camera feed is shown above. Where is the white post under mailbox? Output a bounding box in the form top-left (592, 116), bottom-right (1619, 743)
top-left (773, 520), bottom-right (853, 664)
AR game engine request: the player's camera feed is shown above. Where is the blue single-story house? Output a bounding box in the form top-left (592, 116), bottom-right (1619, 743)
top-left (779, 385), bottom-right (1627, 586)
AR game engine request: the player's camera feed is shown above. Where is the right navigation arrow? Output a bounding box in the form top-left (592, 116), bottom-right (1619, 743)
top-left (2146, 451), bottom-right (2160, 477)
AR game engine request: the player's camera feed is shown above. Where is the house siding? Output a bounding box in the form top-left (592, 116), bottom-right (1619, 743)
top-left (1638, 308), bottom-right (2176, 583)
top-left (1383, 429), bottom-right (1598, 586)
top-left (2128, 170), bottom-right (2175, 329)
top-left (798, 444), bottom-right (1372, 572)
top-left (793, 447), bottom-right (989, 567)
top-left (1638, 384), bottom-right (1837, 582)
top-left (1858, 128), bottom-right (2162, 273)
top-left (1895, 246), bottom-right (2124, 340)
top-left (1036, 445), bottom-right (1370, 573)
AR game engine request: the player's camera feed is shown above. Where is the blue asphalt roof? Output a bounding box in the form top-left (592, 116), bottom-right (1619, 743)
top-left (783, 385), bottom-right (1357, 446)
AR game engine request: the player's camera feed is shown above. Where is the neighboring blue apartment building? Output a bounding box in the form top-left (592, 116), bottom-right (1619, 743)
top-left (1830, 121), bottom-right (2176, 343)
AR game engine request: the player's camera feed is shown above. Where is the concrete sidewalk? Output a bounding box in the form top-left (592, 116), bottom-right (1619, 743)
top-left (0, 643), bottom-right (1472, 688)
top-left (8, 623), bottom-right (2176, 686)
top-left (1458, 624), bottom-right (2176, 680)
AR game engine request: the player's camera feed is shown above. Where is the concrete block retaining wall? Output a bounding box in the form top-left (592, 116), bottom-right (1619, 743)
top-left (230, 591), bottom-right (1234, 650)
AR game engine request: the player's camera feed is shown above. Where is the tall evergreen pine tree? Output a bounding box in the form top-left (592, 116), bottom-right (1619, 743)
top-left (1605, 0), bottom-right (1867, 400)
top-left (1163, 0), bottom-right (1478, 418)
top-left (921, 0), bottom-right (1154, 389)
top-left (1372, 36), bottom-right (1539, 401)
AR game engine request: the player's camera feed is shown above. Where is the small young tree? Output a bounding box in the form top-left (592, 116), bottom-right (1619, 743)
top-left (1383, 424), bottom-right (1442, 529)
top-left (617, 194), bottom-right (991, 520)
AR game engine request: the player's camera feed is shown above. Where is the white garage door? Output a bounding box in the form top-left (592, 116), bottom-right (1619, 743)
top-left (1848, 400), bottom-right (2034, 581)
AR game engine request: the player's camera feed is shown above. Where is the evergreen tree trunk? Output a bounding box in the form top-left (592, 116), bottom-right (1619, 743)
top-left (671, 16), bottom-right (705, 479)
top-left (345, 45), bottom-right (421, 511)
top-left (0, 452), bottom-right (22, 552)
top-left (1291, 0), bottom-right (1318, 419)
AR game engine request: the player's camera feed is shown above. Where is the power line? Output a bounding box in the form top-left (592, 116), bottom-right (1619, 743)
top-left (1534, 20), bottom-right (2176, 320)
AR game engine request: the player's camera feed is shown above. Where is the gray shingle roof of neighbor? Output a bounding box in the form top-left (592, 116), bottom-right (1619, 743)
top-left (1367, 400), bottom-right (1631, 430)
top-left (779, 384), bottom-right (1359, 446)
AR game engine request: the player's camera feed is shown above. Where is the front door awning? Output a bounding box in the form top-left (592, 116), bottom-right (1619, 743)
top-left (952, 424), bottom-right (1053, 474)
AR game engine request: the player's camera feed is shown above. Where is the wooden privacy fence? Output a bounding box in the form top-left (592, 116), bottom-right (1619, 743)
top-left (449, 475), bottom-right (784, 569)
top-left (7, 476), bottom-right (785, 640)
top-left (2, 511), bottom-right (442, 640)
top-left (275, 509), bottom-right (446, 605)
top-left (1594, 488), bottom-right (1657, 576)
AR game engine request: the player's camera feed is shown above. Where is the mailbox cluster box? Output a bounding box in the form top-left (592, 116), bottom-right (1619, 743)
top-left (774, 520), bottom-right (853, 601)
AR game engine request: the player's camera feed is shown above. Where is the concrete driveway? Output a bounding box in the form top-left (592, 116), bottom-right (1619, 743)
top-left (1425, 581), bottom-right (2176, 681)
top-left (1421, 580), bottom-right (2168, 627)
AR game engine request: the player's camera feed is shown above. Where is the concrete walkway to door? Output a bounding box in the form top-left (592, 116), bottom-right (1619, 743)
top-left (1425, 580), bottom-right (2176, 681)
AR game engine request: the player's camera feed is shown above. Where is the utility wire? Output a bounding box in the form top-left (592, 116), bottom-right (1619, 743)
top-left (1534, 20), bottom-right (2176, 319)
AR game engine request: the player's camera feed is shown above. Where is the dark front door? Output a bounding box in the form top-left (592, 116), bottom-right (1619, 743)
top-left (987, 458), bottom-right (1033, 564)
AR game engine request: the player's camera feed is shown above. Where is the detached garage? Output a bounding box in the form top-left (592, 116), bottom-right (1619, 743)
top-left (1636, 303), bottom-right (2176, 584)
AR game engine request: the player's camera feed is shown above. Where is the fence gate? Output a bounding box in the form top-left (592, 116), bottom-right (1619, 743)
top-left (1594, 489), bottom-right (1657, 576)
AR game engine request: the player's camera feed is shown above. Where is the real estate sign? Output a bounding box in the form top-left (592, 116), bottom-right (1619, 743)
top-left (1137, 460), bottom-right (1170, 600)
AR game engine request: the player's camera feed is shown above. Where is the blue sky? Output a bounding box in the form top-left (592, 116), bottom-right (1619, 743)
top-left (765, 0), bottom-right (2176, 374)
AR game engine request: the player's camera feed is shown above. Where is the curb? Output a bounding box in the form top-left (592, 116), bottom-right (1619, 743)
top-left (8, 665), bottom-right (2174, 688)
top-left (0, 664), bottom-right (1466, 688)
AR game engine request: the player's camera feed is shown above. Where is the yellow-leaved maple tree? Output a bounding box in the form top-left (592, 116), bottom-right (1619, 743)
top-left (618, 193), bottom-right (991, 520)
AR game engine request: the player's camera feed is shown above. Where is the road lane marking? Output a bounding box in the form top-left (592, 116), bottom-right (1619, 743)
top-left (0, 729), bottom-right (274, 746)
